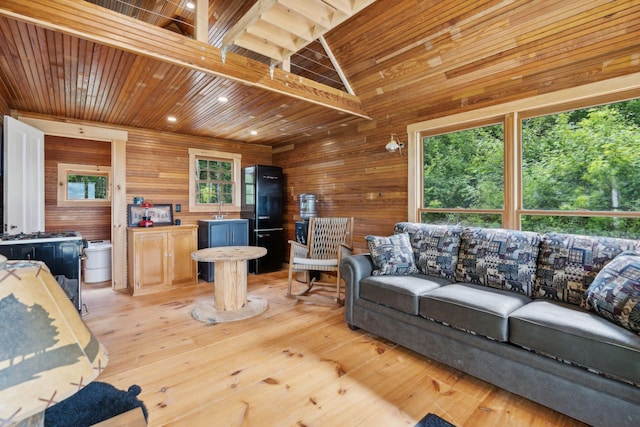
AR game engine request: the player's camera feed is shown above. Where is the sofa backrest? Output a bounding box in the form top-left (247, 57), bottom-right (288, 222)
top-left (533, 232), bottom-right (640, 306)
top-left (394, 222), bottom-right (640, 305)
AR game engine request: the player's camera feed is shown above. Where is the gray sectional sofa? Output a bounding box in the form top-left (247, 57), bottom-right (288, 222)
top-left (339, 222), bottom-right (640, 426)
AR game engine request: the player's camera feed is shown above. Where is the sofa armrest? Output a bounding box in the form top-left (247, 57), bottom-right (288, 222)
top-left (340, 254), bottom-right (375, 326)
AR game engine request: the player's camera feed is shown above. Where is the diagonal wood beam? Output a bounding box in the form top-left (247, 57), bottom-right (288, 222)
top-left (0, 0), bottom-right (371, 120)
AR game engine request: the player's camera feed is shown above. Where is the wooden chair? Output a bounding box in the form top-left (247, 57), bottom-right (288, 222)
top-left (286, 217), bottom-right (353, 305)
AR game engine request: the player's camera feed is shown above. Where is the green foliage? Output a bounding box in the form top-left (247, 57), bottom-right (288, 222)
top-left (421, 212), bottom-right (502, 228)
top-left (196, 159), bottom-right (233, 204)
top-left (522, 100), bottom-right (640, 235)
top-left (67, 174), bottom-right (108, 200)
top-left (423, 124), bottom-right (504, 209)
top-left (423, 99), bottom-right (640, 237)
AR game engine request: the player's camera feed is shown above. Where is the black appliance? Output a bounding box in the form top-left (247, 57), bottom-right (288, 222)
top-left (294, 219), bottom-right (320, 283)
top-left (295, 220), bottom-right (309, 245)
top-left (241, 165), bottom-right (284, 273)
top-left (0, 231), bottom-right (83, 311)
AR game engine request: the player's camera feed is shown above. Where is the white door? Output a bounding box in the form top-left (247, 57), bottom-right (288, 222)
top-left (3, 116), bottom-right (45, 234)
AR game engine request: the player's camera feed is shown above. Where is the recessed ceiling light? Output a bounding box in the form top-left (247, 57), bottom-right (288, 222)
top-left (218, 96), bottom-right (228, 103)
top-left (186, 2), bottom-right (195, 10)
top-left (167, 116), bottom-right (177, 122)
top-left (250, 130), bottom-right (258, 136)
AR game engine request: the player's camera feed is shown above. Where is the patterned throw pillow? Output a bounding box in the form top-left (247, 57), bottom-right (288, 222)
top-left (534, 233), bottom-right (640, 306)
top-left (394, 222), bottom-right (462, 280)
top-left (584, 251), bottom-right (640, 334)
top-left (365, 233), bottom-right (419, 276)
top-left (455, 227), bottom-right (542, 296)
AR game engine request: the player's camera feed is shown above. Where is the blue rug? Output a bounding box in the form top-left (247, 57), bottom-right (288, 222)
top-left (415, 413), bottom-right (456, 427)
top-left (44, 382), bottom-right (148, 427)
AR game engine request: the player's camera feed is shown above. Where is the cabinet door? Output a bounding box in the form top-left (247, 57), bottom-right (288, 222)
top-left (229, 221), bottom-right (248, 246)
top-left (0, 244), bottom-right (35, 260)
top-left (209, 222), bottom-right (230, 246)
top-left (14, 244), bottom-right (36, 261)
top-left (133, 232), bottom-right (168, 293)
top-left (56, 241), bottom-right (81, 280)
top-left (168, 228), bottom-right (197, 286)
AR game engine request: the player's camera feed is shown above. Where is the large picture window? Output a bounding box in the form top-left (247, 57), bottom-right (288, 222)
top-left (410, 80), bottom-right (640, 238)
top-left (521, 100), bottom-right (640, 237)
top-left (422, 122), bottom-right (504, 228)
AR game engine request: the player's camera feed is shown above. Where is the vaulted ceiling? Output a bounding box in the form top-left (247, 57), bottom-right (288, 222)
top-left (1, 0), bottom-right (639, 146)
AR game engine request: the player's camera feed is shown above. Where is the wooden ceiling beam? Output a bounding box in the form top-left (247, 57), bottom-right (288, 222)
top-left (263, 4), bottom-right (316, 42)
top-left (278, 0), bottom-right (340, 30)
top-left (234, 33), bottom-right (287, 62)
top-left (246, 20), bottom-right (302, 54)
top-left (220, 0), bottom-right (278, 52)
top-left (0, 0), bottom-right (371, 119)
top-left (322, 0), bottom-right (357, 15)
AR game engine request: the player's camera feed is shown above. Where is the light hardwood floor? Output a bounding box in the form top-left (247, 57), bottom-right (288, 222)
top-left (82, 272), bottom-right (587, 427)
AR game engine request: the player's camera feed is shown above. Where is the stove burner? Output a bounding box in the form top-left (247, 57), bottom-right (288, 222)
top-left (0, 231), bottom-right (80, 241)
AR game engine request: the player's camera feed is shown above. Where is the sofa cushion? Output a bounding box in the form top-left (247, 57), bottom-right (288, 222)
top-left (365, 233), bottom-right (419, 276)
top-left (454, 227), bottom-right (542, 296)
top-left (584, 250), bottom-right (640, 334)
top-left (360, 274), bottom-right (451, 315)
top-left (534, 232), bottom-right (640, 306)
top-left (419, 283), bottom-right (531, 341)
top-left (394, 222), bottom-right (462, 280)
top-left (509, 300), bottom-right (640, 385)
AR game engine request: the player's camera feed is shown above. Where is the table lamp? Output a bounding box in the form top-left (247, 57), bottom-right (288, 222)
top-left (0, 257), bottom-right (109, 426)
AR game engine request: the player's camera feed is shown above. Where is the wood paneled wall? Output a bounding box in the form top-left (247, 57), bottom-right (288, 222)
top-left (124, 128), bottom-right (271, 226)
top-left (275, 0), bottom-right (640, 255)
top-left (42, 123), bottom-right (271, 245)
top-left (45, 135), bottom-right (111, 240)
top-left (275, 124), bottom-right (407, 255)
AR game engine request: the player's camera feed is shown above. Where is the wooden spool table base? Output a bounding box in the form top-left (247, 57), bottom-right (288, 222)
top-left (191, 246), bottom-right (268, 323)
top-left (191, 295), bottom-right (268, 323)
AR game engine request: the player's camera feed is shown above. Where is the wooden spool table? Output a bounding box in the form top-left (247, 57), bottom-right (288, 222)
top-left (191, 246), bottom-right (267, 323)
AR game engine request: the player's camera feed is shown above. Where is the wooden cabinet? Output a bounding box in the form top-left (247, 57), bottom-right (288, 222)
top-left (127, 225), bottom-right (197, 295)
top-left (198, 220), bottom-right (248, 282)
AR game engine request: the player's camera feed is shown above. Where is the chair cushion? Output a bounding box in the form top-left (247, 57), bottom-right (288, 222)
top-left (360, 274), bottom-right (450, 315)
top-left (534, 232), bottom-right (640, 306)
top-left (455, 227), bottom-right (541, 296)
top-left (293, 257), bottom-right (338, 267)
top-left (419, 283), bottom-right (531, 341)
top-left (365, 233), bottom-right (419, 276)
top-left (394, 222), bottom-right (462, 280)
top-left (584, 250), bottom-right (640, 334)
top-left (509, 300), bottom-right (640, 385)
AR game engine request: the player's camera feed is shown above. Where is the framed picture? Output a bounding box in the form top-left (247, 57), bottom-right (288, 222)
top-left (127, 204), bottom-right (173, 227)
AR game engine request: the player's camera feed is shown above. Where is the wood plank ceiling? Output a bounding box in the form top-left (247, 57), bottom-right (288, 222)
top-left (0, 1), bottom-right (639, 146)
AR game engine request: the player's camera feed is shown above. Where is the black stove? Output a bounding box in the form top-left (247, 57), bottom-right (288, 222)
top-left (0, 231), bottom-right (84, 311)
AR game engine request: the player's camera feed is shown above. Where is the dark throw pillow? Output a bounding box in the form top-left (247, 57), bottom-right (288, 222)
top-left (584, 250), bottom-right (640, 334)
top-left (366, 233), bottom-right (419, 276)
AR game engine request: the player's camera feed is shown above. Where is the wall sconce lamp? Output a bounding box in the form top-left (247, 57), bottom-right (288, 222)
top-left (385, 134), bottom-right (405, 157)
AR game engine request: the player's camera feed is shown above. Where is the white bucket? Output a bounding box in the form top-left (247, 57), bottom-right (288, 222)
top-left (84, 240), bottom-right (112, 283)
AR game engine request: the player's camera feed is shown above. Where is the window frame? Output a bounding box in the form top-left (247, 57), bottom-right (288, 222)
top-left (408, 75), bottom-right (640, 231)
top-left (419, 116), bottom-right (507, 226)
top-left (57, 163), bottom-right (111, 207)
top-left (188, 148), bottom-right (242, 213)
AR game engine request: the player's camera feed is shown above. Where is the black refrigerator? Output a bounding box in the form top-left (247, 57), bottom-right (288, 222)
top-left (241, 165), bottom-right (284, 273)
